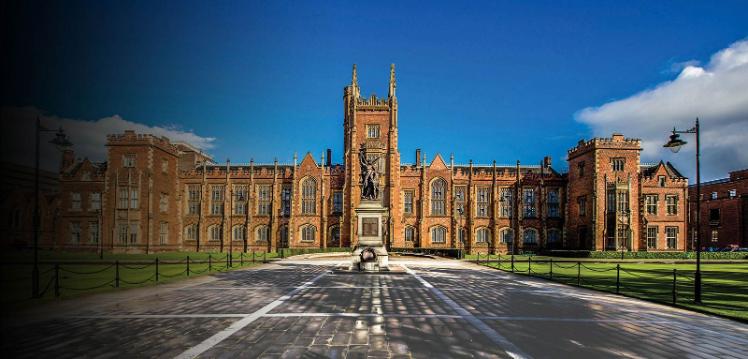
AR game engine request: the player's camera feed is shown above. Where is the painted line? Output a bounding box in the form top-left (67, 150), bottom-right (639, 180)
top-left (67, 314), bottom-right (248, 319)
top-left (403, 265), bottom-right (531, 359)
top-left (264, 312), bottom-right (464, 319)
top-left (173, 268), bottom-right (331, 359)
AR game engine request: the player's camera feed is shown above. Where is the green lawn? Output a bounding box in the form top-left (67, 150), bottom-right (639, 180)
top-left (473, 256), bottom-right (748, 322)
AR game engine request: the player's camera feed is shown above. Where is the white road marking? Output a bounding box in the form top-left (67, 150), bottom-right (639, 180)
top-left (173, 268), bottom-right (331, 359)
top-left (68, 314), bottom-right (248, 319)
top-left (403, 265), bottom-right (531, 359)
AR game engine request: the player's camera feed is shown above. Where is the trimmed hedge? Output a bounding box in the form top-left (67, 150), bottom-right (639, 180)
top-left (545, 250), bottom-right (748, 260)
top-left (279, 247), bottom-right (352, 256)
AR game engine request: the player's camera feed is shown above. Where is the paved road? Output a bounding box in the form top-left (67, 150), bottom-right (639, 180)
top-left (3, 255), bottom-right (748, 358)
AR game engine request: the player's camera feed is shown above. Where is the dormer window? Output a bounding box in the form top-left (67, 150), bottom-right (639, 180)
top-left (658, 175), bottom-right (666, 187)
top-left (366, 124), bottom-right (380, 138)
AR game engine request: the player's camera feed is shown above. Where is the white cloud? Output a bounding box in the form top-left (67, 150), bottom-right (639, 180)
top-left (0, 106), bottom-right (216, 172)
top-left (577, 39), bottom-right (748, 181)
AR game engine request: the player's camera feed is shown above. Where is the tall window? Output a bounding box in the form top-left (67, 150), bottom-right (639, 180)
top-left (301, 225), bottom-right (316, 242)
top-left (476, 187), bottom-right (490, 217)
top-left (404, 226), bottom-right (416, 242)
top-left (279, 225), bottom-right (289, 247)
top-left (161, 158), bottom-right (168, 173)
top-left (523, 228), bottom-right (538, 244)
top-left (185, 224), bottom-right (198, 241)
top-left (431, 179), bottom-right (446, 216)
top-left (611, 158), bottom-right (625, 172)
top-left (547, 229), bottom-right (560, 245)
top-left (70, 222), bottom-right (81, 244)
top-left (666, 227), bottom-right (678, 249)
top-left (255, 225), bottom-right (269, 242)
top-left (647, 226), bottom-right (658, 249)
top-left (333, 191), bottom-right (343, 213)
top-left (366, 124), bottom-right (380, 138)
top-left (302, 178), bottom-right (317, 215)
top-left (117, 224), bottom-right (128, 243)
top-left (211, 185), bottom-right (224, 215)
top-left (257, 184), bottom-right (271, 215)
top-left (160, 193), bottom-right (169, 213)
top-left (328, 225), bottom-right (340, 246)
top-left (523, 188), bottom-right (536, 218)
top-left (578, 196), bottom-right (587, 217)
top-left (403, 190), bottom-right (414, 215)
top-left (431, 226), bottom-right (446, 243)
top-left (71, 193), bottom-right (82, 211)
top-left (234, 225), bottom-right (247, 242)
top-left (577, 161), bottom-right (585, 177)
top-left (281, 185), bottom-right (292, 216)
top-left (187, 184), bottom-right (201, 215)
top-left (666, 195), bottom-right (678, 215)
top-left (547, 189), bottom-right (560, 218)
top-left (159, 222), bottom-right (168, 245)
top-left (122, 154), bottom-right (136, 168)
top-left (500, 188), bottom-right (513, 218)
top-left (233, 185), bottom-right (248, 215)
top-left (645, 195), bottom-right (658, 215)
top-left (130, 188), bottom-right (139, 209)
top-left (500, 228), bottom-right (514, 244)
top-left (129, 223), bottom-right (139, 244)
top-left (616, 191), bottom-right (629, 212)
top-left (89, 193), bottom-right (101, 211)
top-left (89, 222), bottom-right (99, 244)
top-left (209, 225), bottom-right (222, 241)
top-left (476, 227), bottom-right (490, 243)
top-left (454, 186), bottom-right (466, 214)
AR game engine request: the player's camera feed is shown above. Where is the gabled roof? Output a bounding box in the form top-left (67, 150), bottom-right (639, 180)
top-left (641, 161), bottom-right (686, 179)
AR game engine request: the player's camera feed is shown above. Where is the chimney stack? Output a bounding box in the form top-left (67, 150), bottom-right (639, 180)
top-left (416, 149), bottom-right (421, 167)
top-left (326, 149), bottom-right (332, 167)
top-left (543, 156), bottom-right (552, 168)
top-left (61, 149), bottom-right (75, 172)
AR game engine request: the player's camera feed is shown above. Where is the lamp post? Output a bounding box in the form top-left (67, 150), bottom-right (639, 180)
top-left (32, 117), bottom-right (72, 298)
top-left (457, 207), bottom-right (464, 259)
top-left (663, 118), bottom-right (701, 304)
top-left (98, 208), bottom-right (104, 259)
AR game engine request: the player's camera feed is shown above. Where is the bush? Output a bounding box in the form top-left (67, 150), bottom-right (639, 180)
top-left (280, 247), bottom-right (351, 256)
top-left (545, 250), bottom-right (748, 260)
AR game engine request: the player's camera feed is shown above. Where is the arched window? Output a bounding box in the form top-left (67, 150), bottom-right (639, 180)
top-left (301, 224), bottom-right (316, 242)
top-left (547, 229), bottom-right (561, 244)
top-left (431, 226), bottom-right (446, 244)
top-left (278, 225), bottom-right (289, 248)
top-left (404, 226), bottom-right (416, 242)
top-left (255, 225), bottom-right (269, 242)
top-left (328, 225), bottom-right (340, 247)
top-left (184, 224), bottom-right (198, 241)
top-left (431, 178), bottom-right (446, 215)
top-left (209, 225), bottom-right (222, 241)
top-left (500, 228), bottom-right (514, 244)
top-left (232, 225), bottom-right (246, 241)
top-left (476, 227), bottom-right (490, 243)
top-left (302, 178), bottom-right (317, 214)
top-left (523, 228), bottom-right (538, 244)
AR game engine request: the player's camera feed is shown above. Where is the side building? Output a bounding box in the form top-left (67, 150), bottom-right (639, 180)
top-left (689, 169), bottom-right (748, 250)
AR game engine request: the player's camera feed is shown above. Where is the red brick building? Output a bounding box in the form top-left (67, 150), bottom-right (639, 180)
top-left (4, 65), bottom-right (689, 254)
top-left (689, 169), bottom-right (748, 250)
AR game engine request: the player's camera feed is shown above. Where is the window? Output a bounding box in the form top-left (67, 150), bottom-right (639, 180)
top-left (130, 188), bottom-right (139, 209)
top-left (403, 190), bottom-right (414, 215)
top-left (185, 224), bottom-right (198, 241)
top-left (209, 225), bottom-right (222, 241)
top-left (431, 179), bottom-right (446, 216)
top-left (729, 189), bottom-right (737, 198)
top-left (709, 208), bottom-right (720, 223)
top-left (666, 227), bottom-right (678, 249)
top-left (161, 158), bottom-right (168, 173)
top-left (129, 223), bottom-right (139, 244)
top-left (279, 225), bottom-right (289, 247)
top-left (611, 158), bottom-right (625, 172)
top-left (645, 195), bottom-right (658, 215)
top-left (232, 225), bottom-right (246, 241)
top-left (160, 193), bottom-right (169, 213)
top-left (523, 188), bottom-right (536, 218)
top-left (118, 188), bottom-right (129, 209)
top-left (476, 187), bottom-right (490, 217)
top-left (255, 225), bottom-right (269, 242)
top-left (123, 154), bottom-right (136, 168)
top-left (500, 228), bottom-right (514, 244)
top-left (366, 124), bottom-right (380, 138)
top-left (233, 185), bottom-right (248, 215)
top-left (302, 178), bottom-right (317, 214)
top-left (547, 189), bottom-right (560, 218)
top-left (711, 192), bottom-right (718, 200)
top-left (523, 228), bottom-right (538, 244)
top-left (211, 185), bottom-right (224, 215)
top-left (90, 193), bottom-right (101, 211)
top-left (658, 175), bottom-right (666, 187)
top-left (187, 185), bottom-right (201, 215)
top-left (476, 228), bottom-right (490, 243)
top-left (711, 229), bottom-right (718, 242)
top-left (578, 161), bottom-right (585, 177)
top-left (454, 186), bottom-right (466, 214)
top-left (616, 191), bottom-right (629, 212)
top-left (431, 226), bottom-right (446, 243)
top-left (281, 185), bottom-right (292, 216)
top-left (404, 226), bottom-right (416, 242)
top-left (159, 222), bottom-right (168, 245)
top-left (458, 227), bottom-right (466, 244)
top-left (71, 193), bottom-right (81, 211)
top-left (301, 225), bottom-right (316, 242)
top-left (89, 222), bottom-right (99, 243)
top-left (647, 226), bottom-right (658, 249)
top-left (328, 225), bottom-right (340, 246)
top-left (70, 222), bottom-right (81, 244)
top-left (547, 229), bottom-right (560, 244)
top-left (333, 191), bottom-right (343, 213)
top-left (578, 196), bottom-right (587, 217)
top-left (117, 224), bottom-right (128, 243)
top-left (666, 195), bottom-right (678, 216)
top-left (500, 188), bottom-right (514, 218)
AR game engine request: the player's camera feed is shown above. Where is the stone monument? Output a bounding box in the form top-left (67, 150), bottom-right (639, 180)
top-left (351, 149), bottom-right (389, 271)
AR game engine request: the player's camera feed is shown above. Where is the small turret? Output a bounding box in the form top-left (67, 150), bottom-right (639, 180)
top-left (388, 63), bottom-right (396, 99)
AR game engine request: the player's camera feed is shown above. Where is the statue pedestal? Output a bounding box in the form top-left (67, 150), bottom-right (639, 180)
top-left (352, 201), bottom-right (389, 272)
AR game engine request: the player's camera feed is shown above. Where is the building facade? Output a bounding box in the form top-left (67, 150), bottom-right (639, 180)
top-left (689, 169), bottom-right (748, 250)
top-left (5, 65), bottom-right (690, 254)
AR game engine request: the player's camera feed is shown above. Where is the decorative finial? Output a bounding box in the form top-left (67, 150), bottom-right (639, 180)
top-left (388, 63), bottom-right (396, 98)
top-left (352, 64), bottom-right (358, 87)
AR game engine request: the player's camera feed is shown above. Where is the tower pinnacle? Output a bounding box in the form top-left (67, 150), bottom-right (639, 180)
top-left (388, 63), bottom-right (396, 98)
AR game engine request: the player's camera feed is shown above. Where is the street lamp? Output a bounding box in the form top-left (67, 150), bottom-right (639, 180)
top-left (33, 117), bottom-right (72, 298)
top-left (663, 118), bottom-right (701, 304)
top-left (457, 207), bottom-right (464, 259)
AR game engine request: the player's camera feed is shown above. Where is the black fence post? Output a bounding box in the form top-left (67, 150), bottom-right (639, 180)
top-left (252, 251), bottom-right (256, 264)
top-left (54, 263), bottom-right (60, 298)
top-left (263, 252), bottom-right (267, 263)
top-left (511, 255), bottom-right (515, 273)
top-left (155, 258), bottom-right (159, 282)
top-left (616, 264), bottom-right (620, 294)
top-left (550, 258), bottom-right (553, 280)
top-left (115, 260), bottom-right (120, 288)
top-left (528, 256), bottom-right (532, 275)
top-left (187, 256), bottom-right (191, 276)
top-left (577, 261), bottom-right (581, 286)
top-left (240, 252), bottom-right (244, 266)
top-left (476, 253), bottom-right (480, 264)
top-left (226, 253), bottom-right (229, 269)
top-left (209, 254), bottom-right (212, 272)
top-left (672, 269), bottom-right (677, 305)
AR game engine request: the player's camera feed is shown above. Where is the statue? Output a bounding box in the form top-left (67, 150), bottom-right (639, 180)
top-left (360, 150), bottom-right (380, 200)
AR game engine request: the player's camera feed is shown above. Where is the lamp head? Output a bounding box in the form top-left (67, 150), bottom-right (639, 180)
top-left (49, 127), bottom-right (73, 150)
top-left (663, 131), bottom-right (687, 153)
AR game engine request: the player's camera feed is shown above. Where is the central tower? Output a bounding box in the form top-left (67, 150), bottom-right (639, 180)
top-left (343, 64), bottom-right (401, 269)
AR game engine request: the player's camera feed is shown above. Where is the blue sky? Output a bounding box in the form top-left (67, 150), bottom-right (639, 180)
top-left (2, 1), bottom-right (747, 178)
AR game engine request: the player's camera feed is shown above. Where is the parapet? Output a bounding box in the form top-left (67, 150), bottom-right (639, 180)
top-left (568, 133), bottom-right (642, 156)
